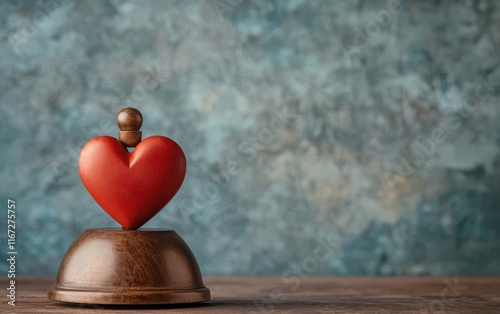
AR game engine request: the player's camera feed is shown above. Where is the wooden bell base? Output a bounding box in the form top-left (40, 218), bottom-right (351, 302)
top-left (47, 229), bottom-right (210, 305)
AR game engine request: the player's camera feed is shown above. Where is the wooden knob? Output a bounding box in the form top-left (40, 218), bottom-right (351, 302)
top-left (117, 107), bottom-right (142, 147)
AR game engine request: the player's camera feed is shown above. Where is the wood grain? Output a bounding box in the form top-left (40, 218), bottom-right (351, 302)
top-left (3, 276), bottom-right (500, 313)
top-left (47, 229), bottom-right (209, 305)
top-left (117, 107), bottom-right (142, 147)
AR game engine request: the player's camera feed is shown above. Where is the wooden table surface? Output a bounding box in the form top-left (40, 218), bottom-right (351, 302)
top-left (2, 276), bottom-right (500, 313)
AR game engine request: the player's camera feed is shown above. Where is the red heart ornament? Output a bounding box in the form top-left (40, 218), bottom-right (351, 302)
top-left (78, 135), bottom-right (186, 229)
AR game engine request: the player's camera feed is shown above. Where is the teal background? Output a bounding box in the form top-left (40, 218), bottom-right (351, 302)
top-left (1, 0), bottom-right (500, 275)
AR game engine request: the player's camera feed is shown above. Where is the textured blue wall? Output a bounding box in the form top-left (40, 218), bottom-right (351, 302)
top-left (1, 0), bottom-right (500, 275)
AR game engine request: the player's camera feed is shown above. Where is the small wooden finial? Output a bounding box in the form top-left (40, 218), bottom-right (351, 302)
top-left (117, 107), bottom-right (143, 147)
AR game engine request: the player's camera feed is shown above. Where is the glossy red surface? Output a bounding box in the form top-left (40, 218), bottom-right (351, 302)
top-left (79, 136), bottom-right (186, 229)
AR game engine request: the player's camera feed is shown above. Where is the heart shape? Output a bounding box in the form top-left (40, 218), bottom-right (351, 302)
top-left (79, 136), bottom-right (186, 229)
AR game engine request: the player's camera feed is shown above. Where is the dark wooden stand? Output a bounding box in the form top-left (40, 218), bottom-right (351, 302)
top-left (47, 229), bottom-right (210, 305)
